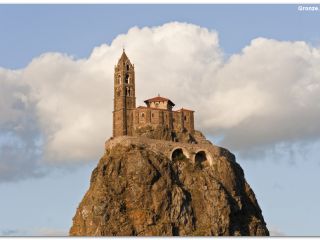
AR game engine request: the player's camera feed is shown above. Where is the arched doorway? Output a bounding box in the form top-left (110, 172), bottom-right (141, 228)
top-left (194, 151), bottom-right (208, 169)
top-left (171, 148), bottom-right (189, 161)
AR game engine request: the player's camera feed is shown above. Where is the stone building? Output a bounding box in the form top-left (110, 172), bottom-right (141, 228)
top-left (113, 50), bottom-right (195, 139)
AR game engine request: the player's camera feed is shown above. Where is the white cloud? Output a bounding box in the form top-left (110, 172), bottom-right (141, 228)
top-left (207, 38), bottom-right (320, 152)
top-left (23, 53), bottom-right (111, 163)
top-left (1, 22), bottom-right (320, 181)
top-left (268, 225), bottom-right (286, 236)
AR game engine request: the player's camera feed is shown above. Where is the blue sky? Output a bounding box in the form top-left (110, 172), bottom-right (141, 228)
top-left (0, 4), bottom-right (320, 236)
top-left (1, 4), bottom-right (320, 69)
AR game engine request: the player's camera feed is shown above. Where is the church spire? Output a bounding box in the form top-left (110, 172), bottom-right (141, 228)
top-left (118, 49), bottom-right (129, 65)
top-left (113, 50), bottom-right (136, 137)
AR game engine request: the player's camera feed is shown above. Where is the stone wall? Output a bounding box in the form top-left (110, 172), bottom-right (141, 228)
top-left (133, 108), bottom-right (173, 130)
top-left (105, 135), bottom-right (235, 170)
top-left (132, 107), bottom-right (194, 136)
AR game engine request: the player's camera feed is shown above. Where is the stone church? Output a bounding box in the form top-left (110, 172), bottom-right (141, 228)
top-left (71, 50), bottom-right (270, 237)
top-left (113, 50), bottom-right (195, 142)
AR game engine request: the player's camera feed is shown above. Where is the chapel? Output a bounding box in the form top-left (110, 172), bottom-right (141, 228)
top-left (113, 50), bottom-right (195, 139)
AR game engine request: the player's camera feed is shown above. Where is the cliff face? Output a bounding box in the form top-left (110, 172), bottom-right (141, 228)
top-left (69, 136), bottom-right (269, 236)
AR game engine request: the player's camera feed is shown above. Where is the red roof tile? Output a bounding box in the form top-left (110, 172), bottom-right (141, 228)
top-left (144, 96), bottom-right (175, 106)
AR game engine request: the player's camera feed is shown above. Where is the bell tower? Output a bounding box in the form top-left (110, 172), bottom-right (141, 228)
top-left (113, 50), bottom-right (136, 137)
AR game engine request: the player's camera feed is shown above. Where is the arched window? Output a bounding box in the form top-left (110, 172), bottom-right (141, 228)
top-left (126, 64), bottom-right (130, 71)
top-left (118, 75), bottom-right (121, 84)
top-left (125, 74), bottom-right (129, 84)
top-left (141, 113), bottom-right (145, 118)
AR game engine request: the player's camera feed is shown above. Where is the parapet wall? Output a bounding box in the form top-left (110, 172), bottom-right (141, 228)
top-left (105, 135), bottom-right (235, 169)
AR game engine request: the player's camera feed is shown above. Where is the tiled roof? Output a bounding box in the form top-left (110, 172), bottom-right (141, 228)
top-left (144, 96), bottom-right (175, 106)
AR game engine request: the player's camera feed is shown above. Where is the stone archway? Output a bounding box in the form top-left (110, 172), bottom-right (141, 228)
top-left (170, 147), bottom-right (190, 161)
top-left (194, 150), bottom-right (213, 168)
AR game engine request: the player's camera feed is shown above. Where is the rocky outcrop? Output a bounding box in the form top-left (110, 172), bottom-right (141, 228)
top-left (132, 124), bottom-right (199, 144)
top-left (69, 135), bottom-right (269, 236)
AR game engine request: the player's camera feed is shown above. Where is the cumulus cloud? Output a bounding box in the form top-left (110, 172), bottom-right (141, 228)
top-left (1, 21), bottom-right (320, 182)
top-left (206, 38), bottom-right (320, 154)
top-left (0, 68), bottom-right (45, 181)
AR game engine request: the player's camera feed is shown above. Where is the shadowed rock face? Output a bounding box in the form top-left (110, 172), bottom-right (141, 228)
top-left (69, 136), bottom-right (269, 236)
